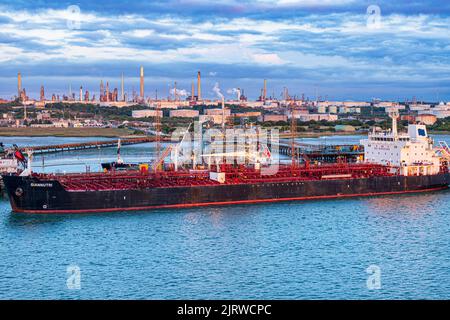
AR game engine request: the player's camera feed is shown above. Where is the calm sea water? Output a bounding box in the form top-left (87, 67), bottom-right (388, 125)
top-left (0, 135), bottom-right (449, 299)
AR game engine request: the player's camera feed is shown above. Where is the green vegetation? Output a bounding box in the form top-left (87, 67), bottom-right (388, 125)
top-left (430, 117), bottom-right (450, 132)
top-left (0, 100), bottom-right (22, 108)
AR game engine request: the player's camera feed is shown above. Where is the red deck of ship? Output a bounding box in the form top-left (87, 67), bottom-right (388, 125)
top-left (31, 163), bottom-right (394, 191)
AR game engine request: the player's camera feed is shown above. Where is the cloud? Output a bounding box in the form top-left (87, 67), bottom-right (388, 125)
top-left (0, 2), bottom-right (449, 100)
top-left (251, 53), bottom-right (284, 65)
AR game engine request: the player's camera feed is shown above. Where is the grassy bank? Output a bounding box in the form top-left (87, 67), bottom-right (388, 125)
top-left (0, 127), bottom-right (134, 137)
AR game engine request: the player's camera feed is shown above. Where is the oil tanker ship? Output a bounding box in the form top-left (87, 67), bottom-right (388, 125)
top-left (2, 114), bottom-right (450, 214)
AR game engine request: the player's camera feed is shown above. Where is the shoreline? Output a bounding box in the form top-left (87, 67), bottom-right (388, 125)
top-left (0, 127), bottom-right (133, 137)
top-left (0, 127), bottom-right (448, 139)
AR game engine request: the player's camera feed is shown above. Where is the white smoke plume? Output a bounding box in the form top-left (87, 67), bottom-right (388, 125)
top-left (213, 82), bottom-right (224, 99)
top-left (227, 88), bottom-right (241, 100)
top-left (227, 88), bottom-right (240, 95)
top-left (170, 88), bottom-right (189, 97)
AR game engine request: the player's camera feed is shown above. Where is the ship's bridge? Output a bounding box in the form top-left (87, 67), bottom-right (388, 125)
top-left (361, 112), bottom-right (441, 176)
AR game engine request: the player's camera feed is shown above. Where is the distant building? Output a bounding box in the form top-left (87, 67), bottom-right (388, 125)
top-left (295, 114), bottom-right (338, 122)
top-left (423, 102), bottom-right (450, 119)
top-left (260, 114), bottom-right (288, 122)
top-left (36, 112), bottom-right (51, 121)
top-left (157, 100), bottom-right (191, 109)
top-left (233, 111), bottom-right (261, 118)
top-left (169, 109), bottom-right (199, 118)
top-left (338, 106), bottom-right (361, 114)
top-left (199, 114), bottom-right (230, 125)
top-left (205, 108), bottom-right (231, 116)
top-left (409, 104), bottom-right (431, 112)
top-left (132, 109), bottom-right (163, 118)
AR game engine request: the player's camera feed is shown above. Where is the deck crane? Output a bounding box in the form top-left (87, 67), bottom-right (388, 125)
top-left (438, 141), bottom-right (450, 160)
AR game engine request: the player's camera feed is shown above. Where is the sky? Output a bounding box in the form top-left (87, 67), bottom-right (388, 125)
top-left (0, 0), bottom-right (450, 101)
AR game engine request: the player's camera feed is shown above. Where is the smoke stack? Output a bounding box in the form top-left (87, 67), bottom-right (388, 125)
top-left (140, 66), bottom-right (144, 99)
top-left (121, 73), bottom-right (125, 102)
top-left (40, 85), bottom-right (45, 102)
top-left (79, 86), bottom-right (83, 102)
top-left (174, 81), bottom-right (177, 101)
top-left (263, 79), bottom-right (267, 101)
top-left (191, 81), bottom-right (195, 101)
top-left (18, 72), bottom-right (22, 98)
top-left (197, 71), bottom-right (201, 101)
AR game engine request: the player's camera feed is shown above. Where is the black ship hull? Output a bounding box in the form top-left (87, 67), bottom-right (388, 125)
top-left (2, 173), bottom-right (449, 214)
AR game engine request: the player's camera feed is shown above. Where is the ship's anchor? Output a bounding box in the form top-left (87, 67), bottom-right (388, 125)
top-left (15, 187), bottom-right (23, 197)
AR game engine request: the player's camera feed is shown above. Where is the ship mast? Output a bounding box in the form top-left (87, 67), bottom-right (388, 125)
top-left (389, 110), bottom-right (399, 140)
top-left (290, 103), bottom-right (297, 167)
top-left (155, 101), bottom-right (162, 172)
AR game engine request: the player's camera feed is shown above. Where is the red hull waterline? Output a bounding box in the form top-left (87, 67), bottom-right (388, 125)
top-left (11, 186), bottom-right (449, 215)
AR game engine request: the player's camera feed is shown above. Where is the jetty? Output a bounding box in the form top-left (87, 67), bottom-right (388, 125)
top-left (19, 137), bottom-right (168, 155)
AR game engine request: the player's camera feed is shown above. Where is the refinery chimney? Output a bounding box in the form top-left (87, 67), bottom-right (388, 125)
top-left (174, 81), bottom-right (177, 101)
top-left (197, 71), bottom-right (201, 101)
top-left (18, 72), bottom-right (22, 98)
top-left (140, 66), bottom-right (144, 99)
top-left (191, 81), bottom-right (195, 101)
top-left (121, 73), bottom-right (125, 102)
top-left (40, 85), bottom-right (45, 102)
top-left (263, 79), bottom-right (267, 101)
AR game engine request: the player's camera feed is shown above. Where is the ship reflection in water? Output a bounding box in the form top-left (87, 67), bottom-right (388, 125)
top-left (363, 190), bottom-right (449, 218)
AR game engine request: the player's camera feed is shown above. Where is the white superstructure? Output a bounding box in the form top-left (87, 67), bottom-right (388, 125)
top-left (361, 111), bottom-right (442, 176)
top-left (0, 158), bottom-right (18, 174)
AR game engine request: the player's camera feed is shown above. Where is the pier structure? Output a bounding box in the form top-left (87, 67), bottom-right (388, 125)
top-left (19, 137), bottom-right (168, 155)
